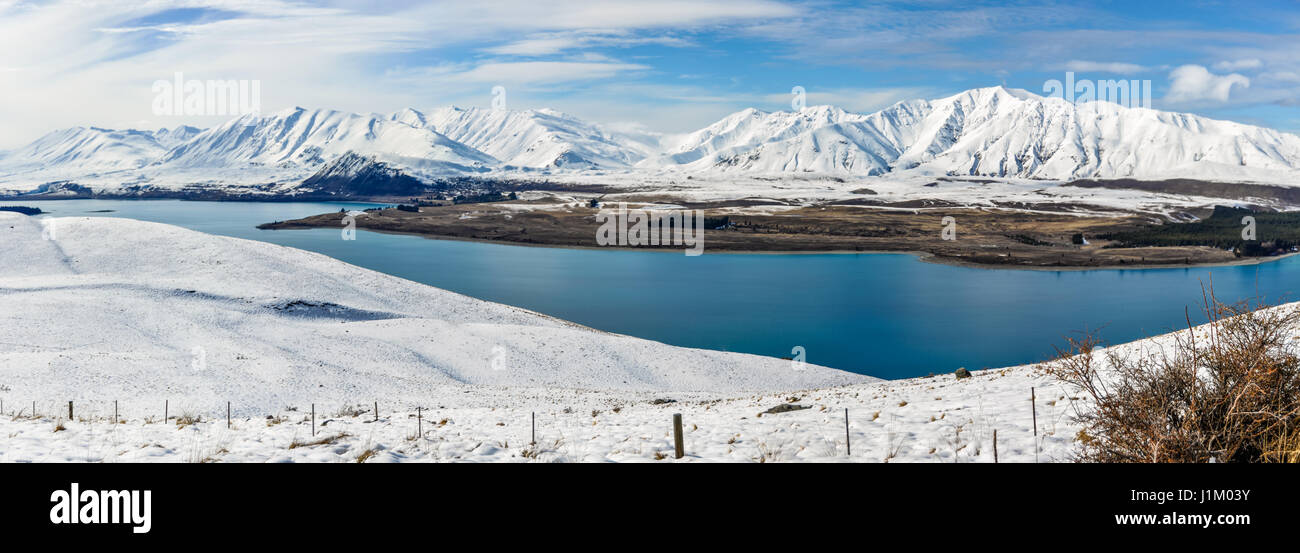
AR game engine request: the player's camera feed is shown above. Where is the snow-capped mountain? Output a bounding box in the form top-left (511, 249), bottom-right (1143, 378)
top-left (655, 105), bottom-right (871, 166)
top-left (4, 86), bottom-right (1300, 194)
top-left (159, 107), bottom-right (496, 174)
top-left (886, 87), bottom-right (1300, 180)
top-left (650, 104), bottom-right (931, 174)
top-left (391, 106), bottom-right (648, 169)
top-left (0, 124), bottom-right (215, 176)
top-left (0, 127), bottom-right (167, 173)
top-left (666, 87), bottom-right (1300, 179)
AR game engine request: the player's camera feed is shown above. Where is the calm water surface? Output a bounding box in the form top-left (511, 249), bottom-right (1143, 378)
top-left (22, 199), bottom-right (1300, 379)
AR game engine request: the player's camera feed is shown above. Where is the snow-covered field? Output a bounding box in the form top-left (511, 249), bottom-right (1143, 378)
top-left (0, 368), bottom-right (1077, 463)
top-left (0, 211), bottom-right (1288, 462)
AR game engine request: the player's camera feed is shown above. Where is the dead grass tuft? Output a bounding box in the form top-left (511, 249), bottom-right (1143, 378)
top-left (289, 433), bottom-right (350, 449)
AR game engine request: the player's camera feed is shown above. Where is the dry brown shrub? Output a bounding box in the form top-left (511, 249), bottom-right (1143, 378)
top-left (1050, 286), bottom-right (1300, 463)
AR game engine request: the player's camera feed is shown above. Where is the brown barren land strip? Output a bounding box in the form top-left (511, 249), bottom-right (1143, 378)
top-left (258, 203), bottom-right (1293, 270)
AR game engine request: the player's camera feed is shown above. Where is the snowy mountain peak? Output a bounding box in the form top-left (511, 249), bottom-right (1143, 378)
top-left (157, 107), bottom-right (495, 174)
top-left (394, 105), bottom-right (647, 169)
top-left (5, 87), bottom-right (1300, 191)
top-left (388, 107), bottom-right (428, 128)
top-left (1, 126), bottom-right (169, 173)
top-left (153, 125), bottom-right (204, 148)
top-left (651, 103), bottom-right (870, 169)
top-left (667, 86), bottom-right (1300, 179)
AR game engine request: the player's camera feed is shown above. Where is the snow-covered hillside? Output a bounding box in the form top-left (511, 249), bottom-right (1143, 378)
top-left (4, 87), bottom-right (1300, 194)
top-left (0, 212), bottom-right (868, 416)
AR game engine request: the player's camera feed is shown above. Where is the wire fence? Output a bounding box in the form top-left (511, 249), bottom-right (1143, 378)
top-left (2, 389), bottom-right (1060, 462)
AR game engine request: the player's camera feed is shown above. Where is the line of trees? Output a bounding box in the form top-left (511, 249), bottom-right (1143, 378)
top-left (1101, 206), bottom-right (1300, 256)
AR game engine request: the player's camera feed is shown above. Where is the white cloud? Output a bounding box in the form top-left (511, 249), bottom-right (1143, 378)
top-left (1063, 60), bottom-right (1150, 74)
top-left (1212, 59), bottom-right (1263, 72)
top-left (483, 32), bottom-right (693, 57)
top-left (2, 1), bottom-right (1295, 150)
top-left (740, 3), bottom-right (1097, 71)
top-left (422, 0), bottom-right (796, 31)
top-left (0, 0), bottom-right (797, 148)
top-left (1262, 71), bottom-right (1300, 83)
top-left (1165, 65), bottom-right (1250, 103)
top-left (485, 36), bottom-right (588, 57)
top-left (760, 87), bottom-right (931, 113)
top-left (436, 61), bottom-right (651, 85)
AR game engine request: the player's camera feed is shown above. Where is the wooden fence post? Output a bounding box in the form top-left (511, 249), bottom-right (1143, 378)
top-left (993, 429), bottom-right (998, 463)
top-left (164, 400), bottom-right (168, 422)
top-left (417, 406), bottom-right (422, 438)
top-left (844, 408), bottom-right (851, 456)
top-left (531, 411), bottom-right (536, 445)
top-left (114, 400), bottom-right (118, 424)
top-left (227, 401), bottom-right (231, 429)
top-left (672, 413), bottom-right (684, 459)
top-left (311, 403), bottom-right (316, 436)
top-left (1031, 387), bottom-right (1038, 463)
top-left (68, 401), bottom-right (73, 420)
top-left (374, 401), bottom-right (378, 422)
top-left (1031, 387), bottom-right (1037, 437)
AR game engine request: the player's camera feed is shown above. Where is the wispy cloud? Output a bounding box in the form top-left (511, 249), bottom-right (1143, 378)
top-left (484, 32), bottom-right (694, 57)
top-left (759, 87), bottom-right (932, 113)
top-left (1, 0), bottom-right (1299, 149)
top-left (401, 60), bottom-right (651, 86)
top-left (1212, 59), bottom-right (1263, 72)
top-left (1062, 61), bottom-right (1152, 75)
top-left (0, 0), bottom-right (794, 146)
top-left (738, 2), bottom-right (1102, 70)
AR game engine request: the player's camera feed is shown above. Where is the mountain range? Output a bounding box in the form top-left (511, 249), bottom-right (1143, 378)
top-left (3, 86), bottom-right (1300, 193)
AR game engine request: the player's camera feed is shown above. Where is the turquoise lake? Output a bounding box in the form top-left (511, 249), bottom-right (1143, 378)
top-left (20, 199), bottom-right (1300, 379)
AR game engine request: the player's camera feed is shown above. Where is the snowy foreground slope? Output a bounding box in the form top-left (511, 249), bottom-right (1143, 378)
top-left (0, 371), bottom-right (1079, 463)
top-left (3, 213), bottom-right (1278, 463)
top-left (0, 213), bottom-right (865, 402)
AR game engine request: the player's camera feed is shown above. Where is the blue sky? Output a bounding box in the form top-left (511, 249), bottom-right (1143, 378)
top-left (1, 0), bottom-right (1298, 147)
